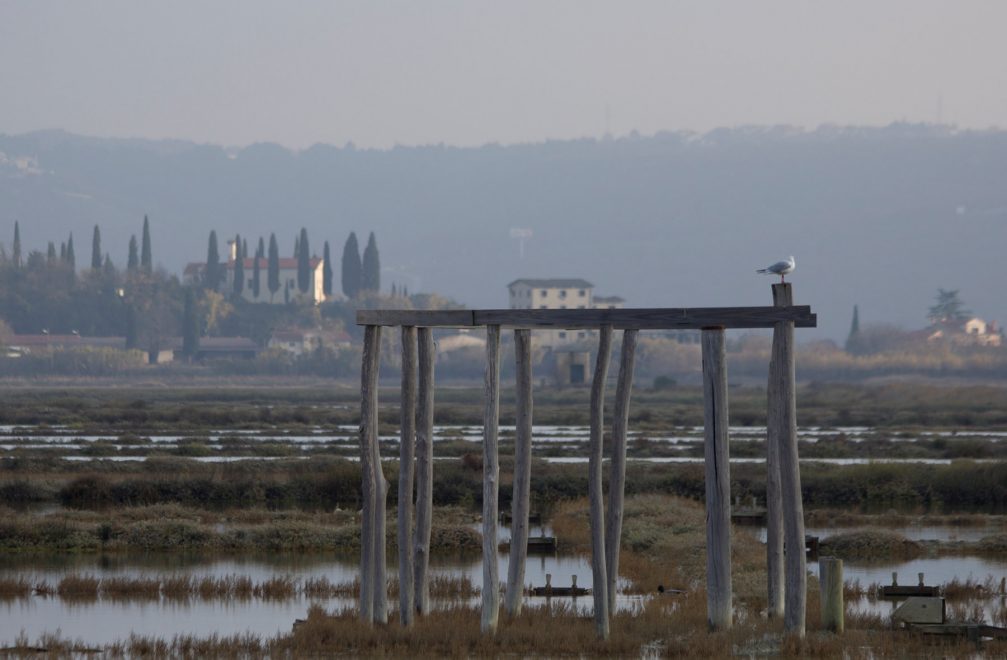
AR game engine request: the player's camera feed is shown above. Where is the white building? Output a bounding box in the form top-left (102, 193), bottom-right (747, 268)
top-left (507, 278), bottom-right (624, 348)
top-left (184, 242), bottom-right (326, 304)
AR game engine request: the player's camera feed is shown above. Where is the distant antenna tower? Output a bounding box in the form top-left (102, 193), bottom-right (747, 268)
top-left (509, 228), bottom-right (533, 259)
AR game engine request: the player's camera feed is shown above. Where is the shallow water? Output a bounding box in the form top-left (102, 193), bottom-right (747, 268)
top-left (0, 545), bottom-right (613, 646)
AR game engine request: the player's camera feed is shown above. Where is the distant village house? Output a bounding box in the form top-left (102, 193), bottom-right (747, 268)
top-left (184, 241), bottom-right (326, 305)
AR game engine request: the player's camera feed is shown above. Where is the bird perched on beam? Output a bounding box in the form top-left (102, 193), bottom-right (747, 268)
top-left (757, 256), bottom-right (796, 283)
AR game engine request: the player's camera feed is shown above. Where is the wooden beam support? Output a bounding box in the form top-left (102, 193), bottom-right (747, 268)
top-left (413, 327), bottom-right (435, 616)
top-left (505, 329), bottom-right (533, 616)
top-left (358, 324), bottom-right (381, 624)
top-left (771, 283), bottom-right (806, 637)
top-left (589, 325), bottom-right (613, 640)
top-left (481, 325), bottom-right (502, 634)
top-left (357, 306), bottom-right (817, 329)
top-left (702, 328), bottom-right (732, 631)
top-left (605, 329), bottom-right (638, 613)
top-left (397, 326), bottom-right (417, 627)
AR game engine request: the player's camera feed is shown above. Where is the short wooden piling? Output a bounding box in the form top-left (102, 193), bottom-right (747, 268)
top-left (397, 326), bottom-right (417, 626)
top-left (588, 325), bottom-right (613, 640)
top-left (606, 329), bottom-right (638, 613)
top-left (413, 328), bottom-right (435, 615)
top-left (358, 325), bottom-right (381, 623)
top-left (702, 328), bottom-right (732, 631)
top-left (481, 325), bottom-right (502, 634)
top-left (506, 329), bottom-right (533, 616)
top-left (819, 557), bottom-right (844, 633)
top-left (771, 283), bottom-right (806, 636)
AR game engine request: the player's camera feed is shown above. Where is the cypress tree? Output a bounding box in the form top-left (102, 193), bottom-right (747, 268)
top-left (361, 232), bottom-right (380, 293)
top-left (103, 253), bottom-right (115, 277)
top-left (12, 221), bottom-right (21, 268)
top-left (252, 237), bottom-right (263, 299)
top-left (293, 235), bottom-right (300, 259)
top-left (341, 232), bottom-right (361, 298)
top-left (127, 235), bottom-right (139, 270)
top-left (297, 227), bottom-right (310, 293)
top-left (322, 241), bottom-right (333, 297)
top-left (391, 283), bottom-right (397, 297)
top-left (845, 305), bottom-right (861, 353)
top-left (140, 215), bottom-right (152, 273)
top-left (182, 288), bottom-right (200, 358)
top-left (233, 233), bottom-right (244, 297)
top-left (66, 233), bottom-right (75, 270)
top-left (60, 242), bottom-right (66, 261)
top-left (47, 242), bottom-right (57, 263)
top-left (205, 231), bottom-right (220, 290)
top-left (242, 238), bottom-right (248, 260)
top-left (267, 233), bottom-right (280, 302)
top-left (91, 225), bottom-right (102, 270)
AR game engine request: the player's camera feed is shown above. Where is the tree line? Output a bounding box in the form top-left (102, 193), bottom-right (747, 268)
top-left (197, 228), bottom-right (382, 301)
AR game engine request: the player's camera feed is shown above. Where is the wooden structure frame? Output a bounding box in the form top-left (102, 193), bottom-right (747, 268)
top-left (356, 284), bottom-right (815, 638)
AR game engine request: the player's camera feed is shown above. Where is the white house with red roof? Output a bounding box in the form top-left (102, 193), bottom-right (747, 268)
top-left (184, 241), bottom-right (326, 304)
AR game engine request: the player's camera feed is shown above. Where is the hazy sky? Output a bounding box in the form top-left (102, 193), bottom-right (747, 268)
top-left (2, 1), bottom-right (1006, 148)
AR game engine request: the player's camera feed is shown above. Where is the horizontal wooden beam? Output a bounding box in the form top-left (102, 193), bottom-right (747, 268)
top-left (356, 306), bottom-right (816, 330)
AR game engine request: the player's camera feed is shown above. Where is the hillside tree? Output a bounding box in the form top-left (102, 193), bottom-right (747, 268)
top-left (252, 237), bottom-right (263, 299)
top-left (297, 227), bottom-right (310, 293)
top-left (205, 231), bottom-right (221, 290)
top-left (361, 231), bottom-right (380, 293)
top-left (927, 289), bottom-right (970, 325)
top-left (322, 240), bottom-right (333, 297)
top-left (12, 221), bottom-right (21, 268)
top-left (91, 225), bottom-right (102, 270)
top-left (341, 232), bottom-right (361, 298)
top-left (66, 233), bottom-right (75, 270)
top-left (127, 235), bottom-right (139, 270)
top-left (267, 233), bottom-right (280, 302)
top-left (141, 215), bottom-right (152, 273)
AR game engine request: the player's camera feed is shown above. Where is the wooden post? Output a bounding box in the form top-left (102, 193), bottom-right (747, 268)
top-left (481, 325), bottom-right (501, 634)
top-left (397, 326), bottom-right (417, 626)
top-left (766, 289), bottom-right (786, 619)
top-left (413, 327), bottom-right (434, 615)
top-left (372, 348), bottom-right (390, 625)
top-left (702, 328), bottom-right (732, 631)
top-left (589, 325), bottom-right (613, 640)
top-left (605, 329), bottom-right (638, 613)
top-left (358, 324), bottom-right (381, 623)
top-left (819, 557), bottom-right (844, 633)
top-left (506, 329), bottom-right (533, 615)
top-left (771, 282), bottom-right (806, 636)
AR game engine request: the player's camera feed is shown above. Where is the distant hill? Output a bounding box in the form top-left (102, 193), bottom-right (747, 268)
top-left (2, 125), bottom-right (1006, 340)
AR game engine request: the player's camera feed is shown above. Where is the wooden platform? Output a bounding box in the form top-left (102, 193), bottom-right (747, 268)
top-left (526, 536), bottom-right (557, 553)
top-left (879, 585), bottom-right (940, 598)
top-left (909, 623), bottom-right (1007, 640)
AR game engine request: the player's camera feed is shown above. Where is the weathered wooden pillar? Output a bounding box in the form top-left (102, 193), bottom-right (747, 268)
top-left (766, 289), bottom-right (786, 619)
top-left (605, 329), bottom-right (638, 613)
top-left (589, 325), bottom-right (613, 640)
top-left (481, 325), bottom-right (502, 634)
top-left (771, 283), bottom-right (806, 636)
top-left (397, 326), bottom-right (417, 626)
top-left (358, 324), bottom-right (381, 623)
top-left (702, 327), bottom-right (732, 631)
top-left (819, 557), bottom-right (844, 633)
top-left (506, 328), bottom-right (533, 615)
top-left (413, 327), bottom-right (435, 615)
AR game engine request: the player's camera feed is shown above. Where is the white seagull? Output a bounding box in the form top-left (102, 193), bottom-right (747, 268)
top-left (757, 256), bottom-right (796, 283)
